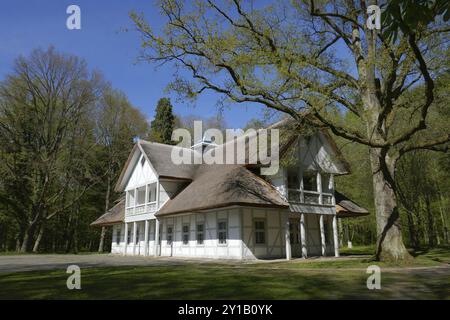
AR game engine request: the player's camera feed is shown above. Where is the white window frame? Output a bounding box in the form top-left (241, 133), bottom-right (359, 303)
top-left (254, 219), bottom-right (266, 246)
top-left (135, 224), bottom-right (140, 244)
top-left (147, 182), bottom-right (157, 203)
top-left (196, 223), bottom-right (205, 246)
top-left (126, 189), bottom-right (135, 208)
top-left (166, 225), bottom-right (174, 246)
top-left (115, 226), bottom-right (121, 245)
top-left (217, 219), bottom-right (228, 245)
top-left (182, 223), bottom-right (190, 245)
top-left (127, 227), bottom-right (132, 245)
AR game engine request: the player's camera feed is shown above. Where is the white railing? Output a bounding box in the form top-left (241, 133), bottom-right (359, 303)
top-left (126, 201), bottom-right (158, 217)
top-left (288, 189), bottom-right (334, 205)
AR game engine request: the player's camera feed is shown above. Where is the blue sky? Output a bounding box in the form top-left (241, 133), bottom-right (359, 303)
top-left (0, 0), bottom-right (266, 128)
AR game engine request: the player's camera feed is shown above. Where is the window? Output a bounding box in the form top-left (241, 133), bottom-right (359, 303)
top-left (167, 225), bottom-right (173, 245)
top-left (303, 171), bottom-right (317, 191)
top-left (136, 186), bottom-right (146, 205)
top-left (148, 183), bottom-right (157, 202)
top-left (322, 174), bottom-right (333, 193)
top-left (217, 220), bottom-right (227, 244)
top-left (127, 227), bottom-right (131, 244)
top-left (196, 223), bottom-right (204, 245)
top-left (116, 227), bottom-right (121, 245)
top-left (135, 225), bottom-right (140, 244)
top-left (289, 222), bottom-right (299, 244)
top-left (126, 190), bottom-right (135, 207)
top-left (254, 219), bottom-right (266, 245)
top-left (182, 224), bottom-right (190, 245)
top-left (287, 168), bottom-right (300, 189)
top-left (324, 222), bottom-right (330, 245)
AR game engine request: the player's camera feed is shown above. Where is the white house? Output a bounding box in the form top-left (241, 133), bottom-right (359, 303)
top-left (92, 121), bottom-right (368, 260)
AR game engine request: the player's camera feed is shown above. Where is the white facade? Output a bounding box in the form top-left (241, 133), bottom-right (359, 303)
top-left (108, 132), bottom-right (345, 260)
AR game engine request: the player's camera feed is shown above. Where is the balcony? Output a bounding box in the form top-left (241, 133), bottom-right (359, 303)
top-left (288, 189), bottom-right (334, 206)
top-left (126, 201), bottom-right (158, 216)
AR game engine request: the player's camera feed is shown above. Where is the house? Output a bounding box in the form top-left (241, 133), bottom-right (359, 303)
top-left (91, 121), bottom-right (368, 260)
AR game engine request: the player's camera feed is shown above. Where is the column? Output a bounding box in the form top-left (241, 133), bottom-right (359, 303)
top-left (333, 215), bottom-right (340, 257)
top-left (156, 180), bottom-right (160, 209)
top-left (154, 218), bottom-right (160, 257)
top-left (300, 213), bottom-right (307, 258)
top-left (144, 220), bottom-right (149, 256)
top-left (317, 172), bottom-right (322, 205)
top-left (123, 222), bottom-right (128, 256)
top-left (132, 221), bottom-right (137, 255)
top-left (285, 218), bottom-right (291, 260)
top-left (319, 215), bottom-right (326, 256)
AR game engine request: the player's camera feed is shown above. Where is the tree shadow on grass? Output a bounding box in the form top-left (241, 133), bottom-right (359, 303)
top-left (0, 264), bottom-right (448, 300)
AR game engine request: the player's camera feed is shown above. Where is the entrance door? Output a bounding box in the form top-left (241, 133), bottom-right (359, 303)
top-left (289, 218), bottom-right (301, 257)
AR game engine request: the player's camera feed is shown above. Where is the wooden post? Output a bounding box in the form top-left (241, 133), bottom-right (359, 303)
top-left (144, 220), bottom-right (149, 256)
top-left (319, 215), bottom-right (326, 256)
top-left (285, 218), bottom-right (291, 260)
top-left (154, 218), bottom-right (160, 257)
top-left (123, 222), bottom-right (128, 256)
top-left (317, 172), bottom-right (322, 205)
top-left (300, 213), bottom-right (307, 258)
top-left (333, 215), bottom-right (340, 257)
top-left (156, 180), bottom-right (160, 209)
top-left (132, 221), bottom-right (137, 255)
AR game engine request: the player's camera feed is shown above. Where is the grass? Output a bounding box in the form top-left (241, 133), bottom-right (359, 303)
top-left (0, 246), bottom-right (448, 300)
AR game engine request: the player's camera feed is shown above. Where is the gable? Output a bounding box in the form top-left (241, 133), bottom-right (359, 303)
top-left (124, 152), bottom-right (157, 191)
top-left (293, 132), bottom-right (349, 174)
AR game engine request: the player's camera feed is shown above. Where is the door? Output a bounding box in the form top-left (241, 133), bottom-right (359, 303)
top-left (289, 218), bottom-right (302, 257)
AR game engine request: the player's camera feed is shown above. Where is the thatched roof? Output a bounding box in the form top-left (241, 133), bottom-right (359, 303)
top-left (156, 165), bottom-right (289, 216)
top-left (139, 141), bottom-right (199, 180)
top-left (91, 199), bottom-right (125, 227)
top-left (335, 191), bottom-right (369, 218)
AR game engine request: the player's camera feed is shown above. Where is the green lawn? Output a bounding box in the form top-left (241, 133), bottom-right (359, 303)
top-left (0, 246), bottom-right (448, 300)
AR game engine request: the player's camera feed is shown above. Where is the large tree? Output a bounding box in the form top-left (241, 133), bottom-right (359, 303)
top-left (131, 0), bottom-right (449, 260)
top-left (95, 88), bottom-right (149, 252)
top-left (0, 47), bottom-right (103, 252)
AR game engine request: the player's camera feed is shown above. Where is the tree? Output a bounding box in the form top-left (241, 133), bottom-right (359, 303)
top-left (149, 97), bottom-right (176, 144)
top-left (95, 88), bottom-right (149, 252)
top-left (0, 47), bottom-right (103, 252)
top-left (131, 0), bottom-right (449, 261)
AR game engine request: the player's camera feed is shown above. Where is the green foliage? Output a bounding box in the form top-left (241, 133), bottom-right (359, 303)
top-left (0, 48), bottom-right (149, 253)
top-left (149, 97), bottom-right (175, 144)
top-left (383, 0), bottom-right (450, 42)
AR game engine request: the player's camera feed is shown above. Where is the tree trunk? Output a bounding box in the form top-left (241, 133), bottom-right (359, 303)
top-left (425, 194), bottom-right (436, 247)
top-left (369, 149), bottom-right (411, 261)
top-left (32, 225), bottom-right (44, 253)
top-left (98, 174), bottom-right (111, 252)
top-left (98, 227), bottom-right (107, 253)
top-left (20, 230), bottom-right (30, 253)
top-left (405, 209), bottom-right (419, 249)
top-left (437, 193), bottom-right (448, 244)
top-left (338, 218), bottom-right (344, 247)
top-left (15, 238), bottom-right (21, 252)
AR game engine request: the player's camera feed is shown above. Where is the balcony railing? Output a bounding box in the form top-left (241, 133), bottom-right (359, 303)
top-left (288, 189), bottom-right (334, 205)
top-left (126, 201), bottom-right (158, 216)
